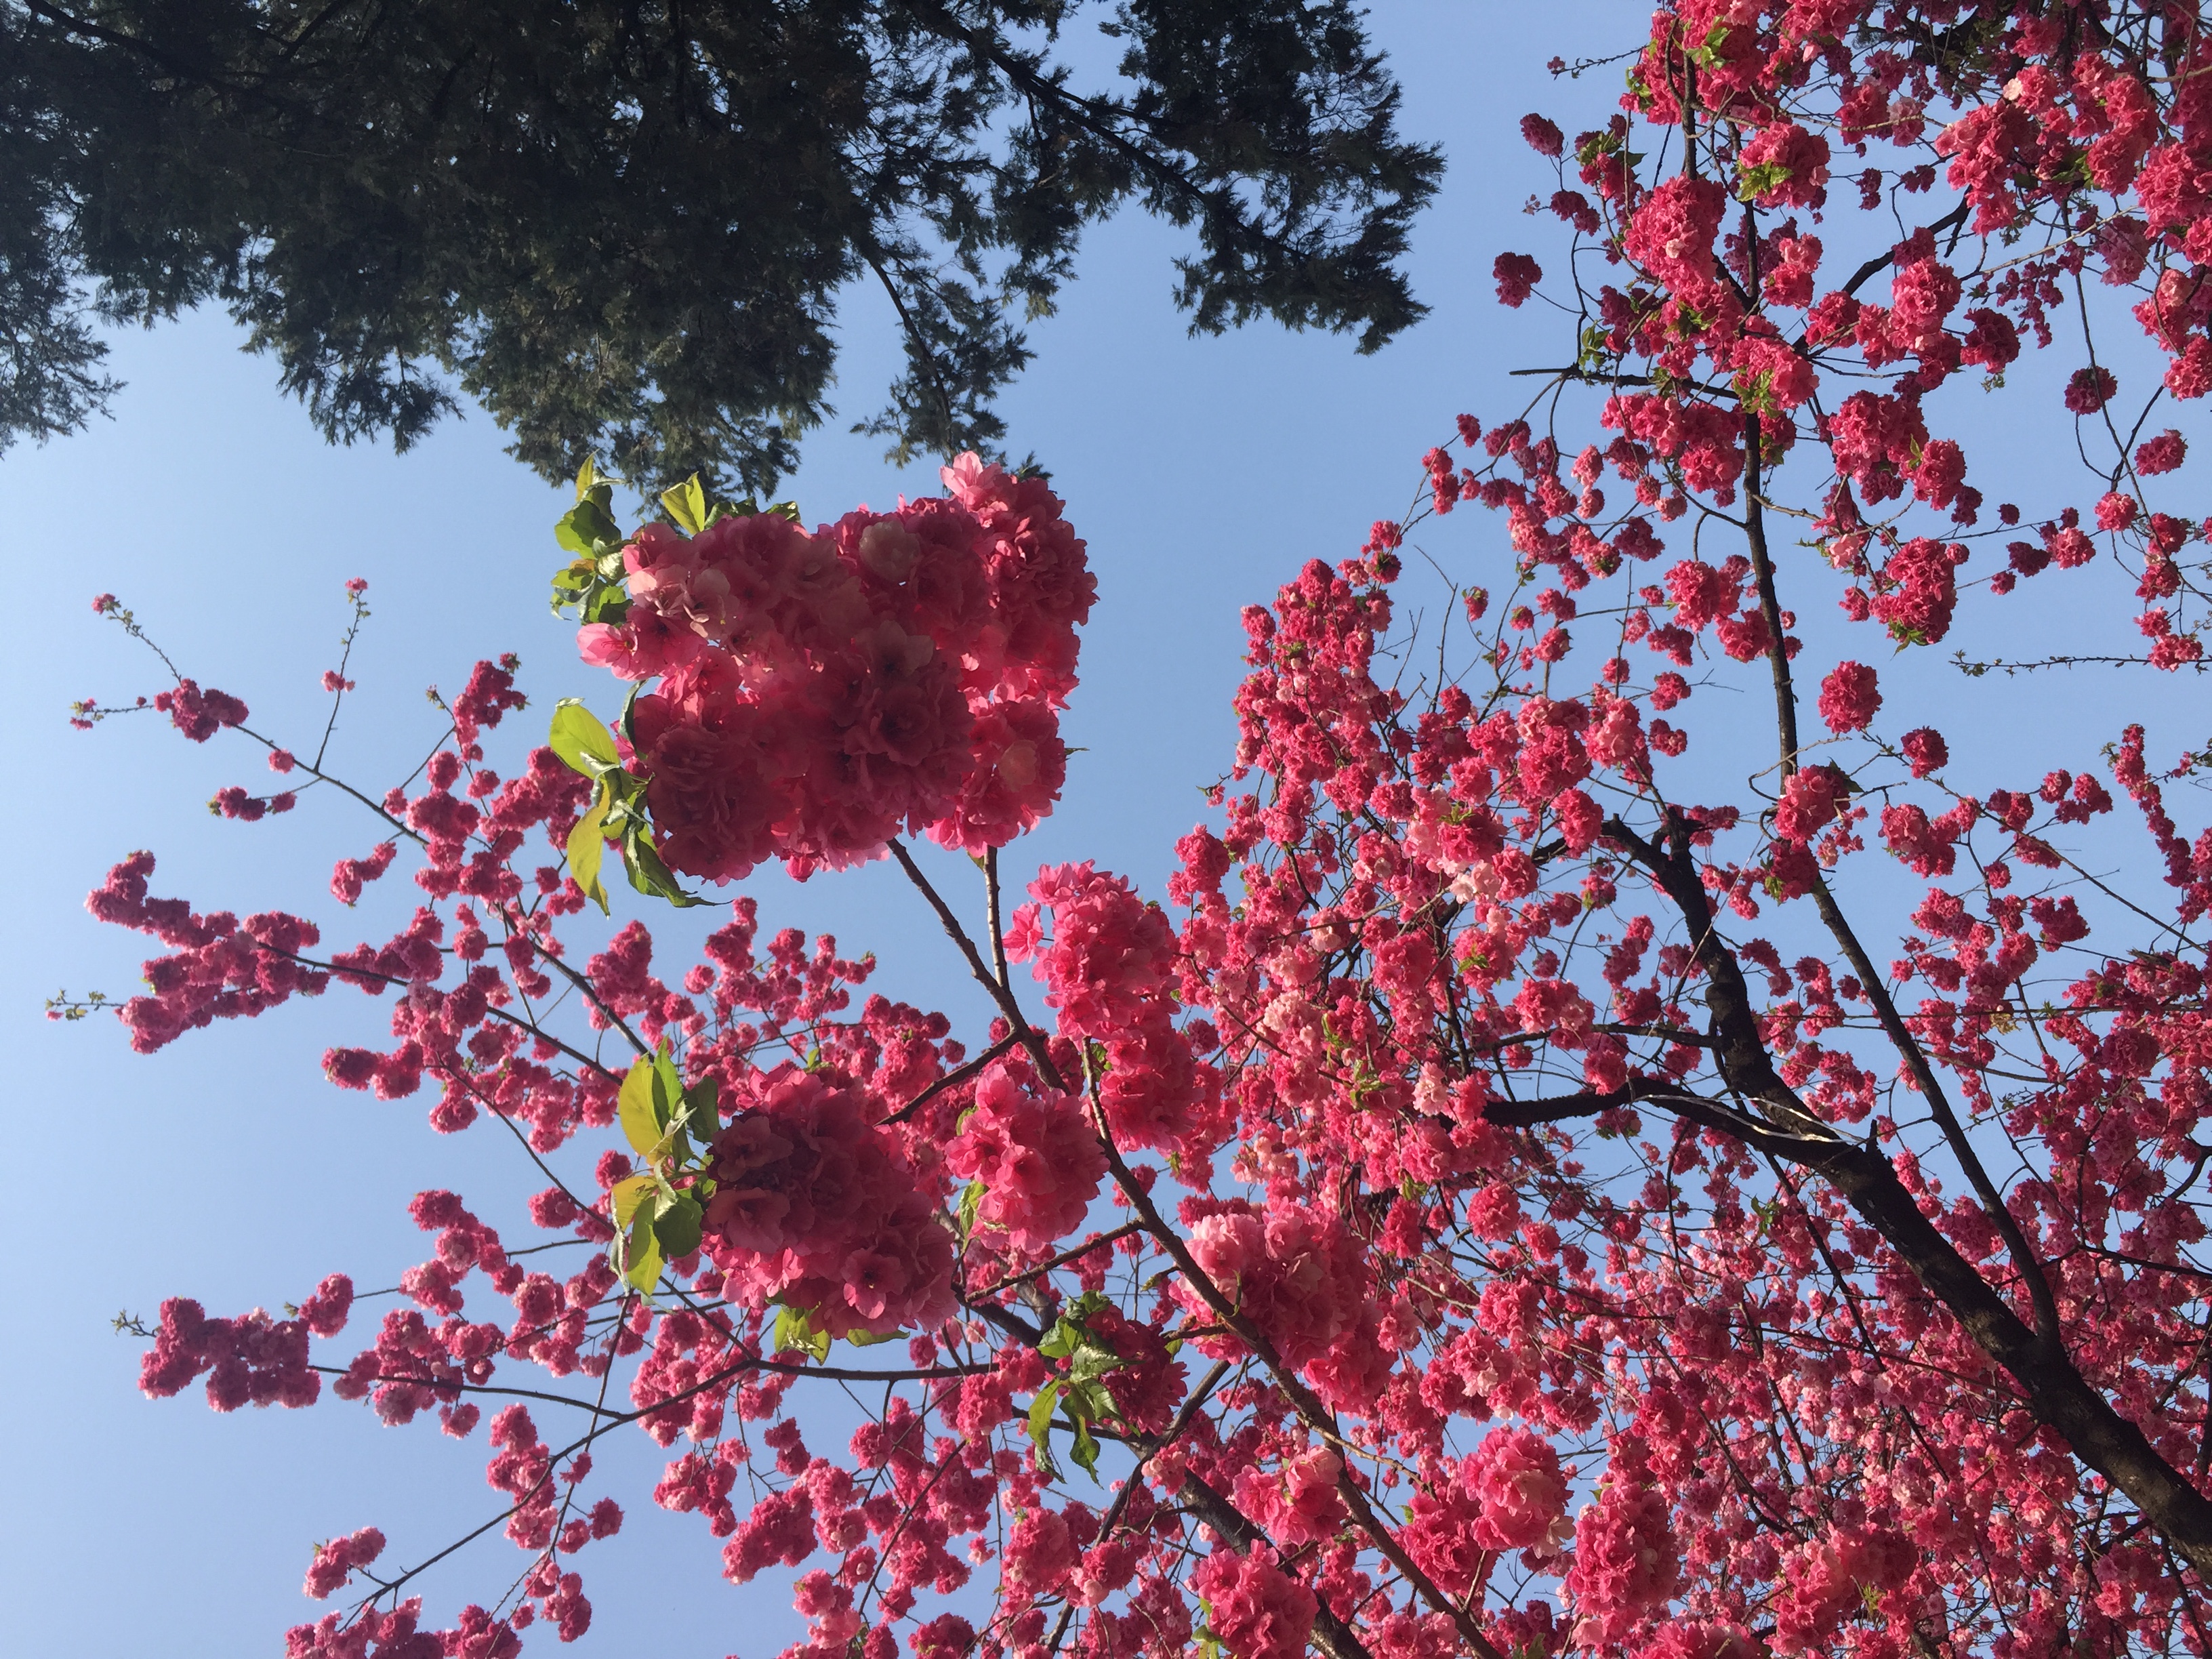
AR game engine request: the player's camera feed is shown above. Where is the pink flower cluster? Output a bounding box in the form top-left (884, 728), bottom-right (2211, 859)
top-left (138, 1275), bottom-right (351, 1410)
top-left (152, 676), bottom-right (249, 742)
top-left (1400, 1427), bottom-right (1570, 1594)
top-left (87, 851), bottom-right (329, 1053)
top-left (1181, 1197), bottom-right (1368, 1370)
top-left (703, 1067), bottom-right (956, 1338)
top-left (1187, 1547), bottom-right (1317, 1659)
top-left (284, 1598), bottom-right (448, 1659)
top-left (303, 1526), bottom-right (387, 1599)
top-left (1564, 1458), bottom-right (1680, 1647)
top-left (583, 455), bottom-right (1094, 880)
top-left (942, 1061), bottom-right (1105, 1252)
top-left (1461, 1426), bottom-right (1572, 1553)
top-left (1232, 1445), bottom-right (1347, 1547)
top-left (1008, 861), bottom-right (1225, 1161)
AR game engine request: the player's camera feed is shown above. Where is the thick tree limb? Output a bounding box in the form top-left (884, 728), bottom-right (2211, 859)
top-left (1584, 812), bottom-right (2212, 1574)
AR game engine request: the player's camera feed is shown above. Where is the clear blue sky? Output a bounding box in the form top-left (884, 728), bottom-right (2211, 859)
top-left (1, 5), bottom-right (2186, 1654)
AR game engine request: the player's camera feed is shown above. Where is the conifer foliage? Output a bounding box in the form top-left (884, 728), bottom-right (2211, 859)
top-left (2, 0), bottom-right (1439, 492)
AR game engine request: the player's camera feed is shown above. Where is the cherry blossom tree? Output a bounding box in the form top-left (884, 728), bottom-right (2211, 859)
top-left (62, 3), bottom-right (2212, 1656)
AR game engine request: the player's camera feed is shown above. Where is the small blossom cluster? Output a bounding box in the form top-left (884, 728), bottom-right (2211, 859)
top-left (1008, 861), bottom-right (1227, 1163)
top-left (703, 1067), bottom-right (957, 1338)
top-left (942, 1061), bottom-right (1105, 1252)
top-left (138, 1275), bottom-right (351, 1410)
top-left (585, 455), bottom-right (1094, 879)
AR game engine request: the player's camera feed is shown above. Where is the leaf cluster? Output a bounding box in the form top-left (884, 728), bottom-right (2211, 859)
top-left (1027, 1290), bottom-right (1124, 1479)
top-left (607, 1040), bottom-right (722, 1292)
top-left (548, 687), bottom-right (702, 913)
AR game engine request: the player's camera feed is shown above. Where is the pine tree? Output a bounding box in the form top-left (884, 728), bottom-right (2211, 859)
top-left (3, 0), bottom-right (1441, 491)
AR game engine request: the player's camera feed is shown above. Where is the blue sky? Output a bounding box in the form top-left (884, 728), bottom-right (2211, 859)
top-left (3, 4), bottom-right (2196, 1654)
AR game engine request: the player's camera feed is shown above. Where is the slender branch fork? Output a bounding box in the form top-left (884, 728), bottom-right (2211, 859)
top-left (885, 839), bottom-right (1508, 1659)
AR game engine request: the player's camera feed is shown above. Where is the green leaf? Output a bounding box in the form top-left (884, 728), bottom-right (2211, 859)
top-left (956, 1178), bottom-right (985, 1243)
top-left (661, 474), bottom-right (709, 535)
top-left (610, 1172), bottom-right (656, 1229)
top-left (575, 456), bottom-right (600, 501)
top-left (618, 1057), bottom-right (661, 1157)
top-left (609, 1174), bottom-right (662, 1291)
top-left (618, 1216), bottom-right (663, 1292)
top-left (651, 1188), bottom-right (703, 1260)
top-left (554, 495), bottom-right (621, 556)
top-left (567, 788), bottom-right (611, 915)
top-left (773, 1303), bottom-right (832, 1364)
top-left (1026, 1380), bottom-right (1063, 1475)
top-left (622, 823), bottom-right (708, 907)
top-left (682, 1075), bottom-right (722, 1147)
top-left (1737, 160), bottom-right (1792, 203)
top-left (1066, 1379), bottom-right (1116, 1425)
top-left (1066, 1343), bottom-right (1125, 1385)
top-left (1069, 1417), bottom-right (1101, 1480)
top-left (549, 699), bottom-right (621, 777)
top-left (651, 1041), bottom-right (683, 1134)
top-left (842, 1326), bottom-right (899, 1347)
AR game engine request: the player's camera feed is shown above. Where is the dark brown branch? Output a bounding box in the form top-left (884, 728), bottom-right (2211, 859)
top-left (882, 1033), bottom-right (1020, 1126)
top-left (970, 1221), bottom-right (1145, 1299)
top-left (1740, 408), bottom-right (1802, 775)
top-left (1508, 366), bottom-right (1739, 399)
top-left (1596, 815), bottom-right (2212, 1574)
top-left (1806, 868), bottom-right (2068, 1347)
top-left (1832, 201), bottom-right (1971, 302)
top-left (888, 839), bottom-right (1067, 1090)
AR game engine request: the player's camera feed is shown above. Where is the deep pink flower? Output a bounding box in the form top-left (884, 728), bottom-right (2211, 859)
top-left (1817, 661), bottom-right (1882, 733)
top-left (1494, 251), bottom-right (1542, 307)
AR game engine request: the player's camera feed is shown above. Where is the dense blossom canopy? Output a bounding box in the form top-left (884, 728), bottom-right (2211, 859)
top-left (64, 3), bottom-right (2212, 1658)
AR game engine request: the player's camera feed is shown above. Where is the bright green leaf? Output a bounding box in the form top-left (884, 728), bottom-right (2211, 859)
top-left (610, 1172), bottom-right (656, 1228)
top-left (682, 1075), bottom-right (722, 1146)
top-left (773, 1303), bottom-right (832, 1364)
top-left (554, 496), bottom-right (620, 556)
top-left (1070, 1418), bottom-right (1101, 1480)
top-left (623, 825), bottom-right (707, 907)
top-left (567, 789), bottom-right (611, 915)
top-left (1067, 1379), bottom-right (1115, 1422)
top-left (1067, 1343), bottom-right (1125, 1385)
top-left (650, 1041), bottom-right (683, 1132)
top-left (609, 1174), bottom-right (663, 1291)
top-left (651, 1188), bottom-right (703, 1260)
top-left (618, 1059), bottom-right (661, 1157)
top-left (548, 699), bottom-right (621, 777)
top-left (1026, 1380), bottom-right (1063, 1475)
top-left (661, 474), bottom-right (709, 534)
top-left (618, 1216), bottom-right (663, 1292)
